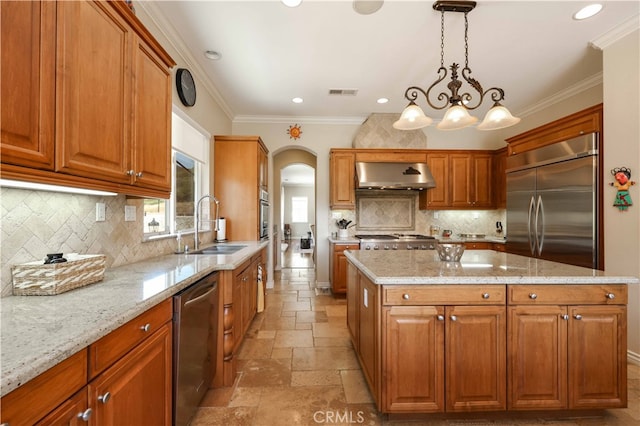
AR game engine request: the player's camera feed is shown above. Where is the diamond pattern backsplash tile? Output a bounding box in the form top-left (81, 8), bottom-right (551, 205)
top-left (0, 188), bottom-right (212, 297)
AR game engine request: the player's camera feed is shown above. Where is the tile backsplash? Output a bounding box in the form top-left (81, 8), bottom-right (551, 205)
top-left (0, 188), bottom-right (211, 297)
top-left (331, 192), bottom-right (506, 238)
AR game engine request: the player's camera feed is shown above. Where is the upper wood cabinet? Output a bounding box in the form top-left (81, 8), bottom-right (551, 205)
top-left (0, 1), bottom-right (56, 170)
top-left (330, 150), bottom-right (356, 209)
top-left (419, 152), bottom-right (449, 209)
top-left (1, 0), bottom-right (175, 198)
top-left (214, 135), bottom-right (269, 241)
top-left (493, 148), bottom-right (507, 209)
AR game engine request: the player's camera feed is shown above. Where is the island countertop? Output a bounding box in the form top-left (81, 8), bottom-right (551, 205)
top-left (344, 249), bottom-right (639, 285)
top-left (0, 241), bottom-right (268, 397)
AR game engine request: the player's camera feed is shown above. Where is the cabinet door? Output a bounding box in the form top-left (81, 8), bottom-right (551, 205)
top-left (449, 154), bottom-right (472, 207)
top-left (384, 306), bottom-right (444, 413)
top-left (35, 390), bottom-right (90, 426)
top-left (346, 262), bottom-right (359, 344)
top-left (422, 153), bottom-right (449, 208)
top-left (508, 306), bottom-right (567, 410)
top-left (568, 305), bottom-right (627, 409)
top-left (358, 275), bottom-right (378, 394)
top-left (259, 145), bottom-right (268, 190)
top-left (330, 151), bottom-right (355, 209)
top-left (1, 1), bottom-right (55, 170)
top-left (55, 0), bottom-right (131, 184)
top-left (472, 154), bottom-right (493, 207)
top-left (131, 38), bottom-right (172, 191)
top-left (493, 149), bottom-right (507, 208)
top-left (446, 305), bottom-right (506, 411)
top-left (332, 244), bottom-right (358, 294)
top-left (89, 322), bottom-right (172, 426)
top-left (233, 272), bottom-right (244, 347)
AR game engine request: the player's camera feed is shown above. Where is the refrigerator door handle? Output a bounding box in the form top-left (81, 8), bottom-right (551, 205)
top-left (535, 195), bottom-right (545, 256)
top-left (528, 195), bottom-right (536, 255)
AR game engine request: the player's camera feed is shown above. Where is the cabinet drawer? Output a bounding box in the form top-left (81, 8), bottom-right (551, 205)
top-left (508, 285), bottom-right (627, 305)
top-left (89, 298), bottom-right (172, 378)
top-left (383, 285), bottom-right (506, 305)
top-left (465, 242), bottom-right (491, 250)
top-left (0, 349), bottom-right (87, 426)
top-left (334, 244), bottom-right (360, 253)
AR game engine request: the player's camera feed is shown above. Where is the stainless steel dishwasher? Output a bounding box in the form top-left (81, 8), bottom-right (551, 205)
top-left (173, 272), bottom-right (219, 426)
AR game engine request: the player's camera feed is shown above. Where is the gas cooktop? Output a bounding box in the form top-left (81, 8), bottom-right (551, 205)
top-left (355, 234), bottom-right (435, 240)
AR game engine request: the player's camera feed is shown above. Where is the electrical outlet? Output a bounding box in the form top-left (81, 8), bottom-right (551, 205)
top-left (124, 205), bottom-right (136, 222)
top-left (433, 212), bottom-right (439, 219)
top-left (473, 212), bottom-right (479, 219)
top-left (96, 203), bottom-right (106, 222)
top-left (331, 212), bottom-right (341, 219)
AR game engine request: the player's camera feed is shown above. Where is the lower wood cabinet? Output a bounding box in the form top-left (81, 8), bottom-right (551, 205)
top-left (508, 285), bottom-right (628, 410)
top-left (346, 265), bottom-right (629, 416)
top-left (330, 242), bottom-right (360, 294)
top-left (1, 299), bottom-right (173, 425)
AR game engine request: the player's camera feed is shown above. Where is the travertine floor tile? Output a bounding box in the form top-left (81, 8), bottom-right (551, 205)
top-left (296, 310), bottom-right (329, 323)
top-left (274, 329), bottom-right (314, 348)
top-left (190, 406), bottom-right (255, 425)
top-left (325, 304), bottom-right (347, 317)
top-left (292, 346), bottom-right (360, 371)
top-left (341, 369), bottom-right (374, 404)
top-left (271, 347), bottom-right (292, 359)
top-left (291, 370), bottom-right (342, 387)
top-left (313, 322), bottom-right (350, 338)
top-left (236, 337), bottom-right (274, 360)
top-left (236, 358), bottom-right (291, 387)
top-left (228, 386), bottom-right (263, 408)
top-left (282, 300), bottom-right (311, 312)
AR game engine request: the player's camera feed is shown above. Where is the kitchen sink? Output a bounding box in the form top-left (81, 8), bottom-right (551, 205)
top-left (187, 245), bottom-right (247, 255)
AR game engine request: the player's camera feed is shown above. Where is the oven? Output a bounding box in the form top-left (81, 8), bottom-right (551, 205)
top-left (355, 234), bottom-right (437, 251)
top-left (259, 189), bottom-right (269, 240)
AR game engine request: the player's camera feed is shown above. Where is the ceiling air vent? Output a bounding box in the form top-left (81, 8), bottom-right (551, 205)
top-left (328, 89), bottom-right (358, 96)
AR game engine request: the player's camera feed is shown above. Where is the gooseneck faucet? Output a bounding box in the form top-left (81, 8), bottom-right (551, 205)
top-left (194, 194), bottom-right (220, 250)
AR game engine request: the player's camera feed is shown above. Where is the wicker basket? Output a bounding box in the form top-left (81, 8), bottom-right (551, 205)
top-left (12, 254), bottom-right (106, 296)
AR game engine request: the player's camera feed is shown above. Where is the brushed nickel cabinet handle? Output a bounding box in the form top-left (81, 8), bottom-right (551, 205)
top-left (126, 169), bottom-right (135, 176)
top-left (140, 323), bottom-right (151, 332)
top-left (98, 392), bottom-right (111, 404)
top-left (136, 171), bottom-right (143, 178)
top-left (605, 293), bottom-right (615, 299)
top-left (437, 315), bottom-right (445, 321)
top-left (529, 293), bottom-right (537, 300)
top-left (561, 314), bottom-right (569, 320)
top-left (402, 294), bottom-right (410, 300)
top-left (482, 293), bottom-right (490, 299)
top-left (574, 314), bottom-right (583, 320)
top-left (77, 408), bottom-right (92, 421)
top-left (450, 315), bottom-right (457, 322)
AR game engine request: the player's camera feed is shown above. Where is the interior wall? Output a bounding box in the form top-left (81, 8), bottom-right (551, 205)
top-left (601, 29), bottom-right (640, 361)
top-left (283, 185), bottom-right (315, 240)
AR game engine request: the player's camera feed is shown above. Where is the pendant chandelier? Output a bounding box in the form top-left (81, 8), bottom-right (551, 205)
top-left (393, 1), bottom-right (520, 131)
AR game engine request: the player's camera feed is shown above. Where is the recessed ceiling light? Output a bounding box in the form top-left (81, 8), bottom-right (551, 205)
top-left (377, 98), bottom-right (389, 104)
top-left (204, 50), bottom-right (221, 60)
top-left (292, 97), bottom-right (303, 104)
top-left (282, 0), bottom-right (302, 7)
top-left (573, 4), bottom-right (603, 20)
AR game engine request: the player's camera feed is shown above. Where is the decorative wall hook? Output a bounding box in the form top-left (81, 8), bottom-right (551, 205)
top-left (610, 167), bottom-right (635, 211)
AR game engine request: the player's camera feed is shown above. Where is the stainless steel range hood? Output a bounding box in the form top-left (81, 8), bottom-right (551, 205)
top-left (355, 162), bottom-right (436, 190)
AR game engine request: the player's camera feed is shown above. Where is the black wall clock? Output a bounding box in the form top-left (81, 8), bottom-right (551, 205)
top-left (176, 68), bottom-right (196, 107)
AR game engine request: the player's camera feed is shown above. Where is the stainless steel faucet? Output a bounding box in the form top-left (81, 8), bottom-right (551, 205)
top-left (194, 194), bottom-right (220, 250)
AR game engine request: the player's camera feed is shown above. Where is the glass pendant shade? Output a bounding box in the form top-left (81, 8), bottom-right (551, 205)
top-left (477, 104), bottom-right (521, 131)
top-left (393, 103), bottom-right (433, 130)
top-left (436, 104), bottom-right (478, 130)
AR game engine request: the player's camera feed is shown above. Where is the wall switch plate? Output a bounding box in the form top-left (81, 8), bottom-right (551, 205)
top-left (124, 205), bottom-right (136, 222)
top-left (96, 203), bottom-right (106, 222)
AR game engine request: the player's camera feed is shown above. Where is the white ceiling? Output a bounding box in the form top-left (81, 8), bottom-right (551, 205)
top-left (144, 0), bottom-right (639, 124)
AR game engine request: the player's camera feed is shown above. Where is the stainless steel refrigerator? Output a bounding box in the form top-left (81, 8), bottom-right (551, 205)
top-left (505, 133), bottom-right (600, 269)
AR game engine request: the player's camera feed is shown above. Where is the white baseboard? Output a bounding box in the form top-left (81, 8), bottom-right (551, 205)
top-left (316, 280), bottom-right (330, 289)
top-left (628, 350), bottom-right (640, 365)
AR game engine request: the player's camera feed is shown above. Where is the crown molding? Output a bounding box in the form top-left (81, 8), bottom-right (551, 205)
top-left (136, 1), bottom-right (235, 121)
top-left (516, 72), bottom-right (603, 118)
top-left (590, 13), bottom-right (640, 50)
top-left (233, 115), bottom-right (368, 125)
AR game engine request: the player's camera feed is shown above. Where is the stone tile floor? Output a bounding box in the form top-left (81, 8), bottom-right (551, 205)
top-left (192, 268), bottom-right (640, 425)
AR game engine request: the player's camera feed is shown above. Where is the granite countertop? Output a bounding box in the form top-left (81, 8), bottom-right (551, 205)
top-left (327, 236), bottom-right (360, 244)
top-left (344, 249), bottom-right (640, 286)
top-left (327, 236), bottom-right (506, 244)
top-left (0, 241), bottom-right (268, 397)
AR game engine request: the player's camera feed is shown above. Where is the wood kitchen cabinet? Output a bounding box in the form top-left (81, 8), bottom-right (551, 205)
top-left (0, 1), bottom-right (56, 170)
top-left (358, 275), bottom-right (379, 393)
top-left (0, 299), bottom-right (173, 425)
top-left (381, 285), bottom-right (506, 413)
top-left (330, 242), bottom-right (360, 294)
top-left (1, 0), bottom-right (175, 198)
top-left (214, 136), bottom-right (269, 241)
top-left (419, 152), bottom-right (450, 209)
top-left (330, 150), bottom-right (356, 209)
top-left (508, 285), bottom-right (627, 410)
top-left (493, 148), bottom-right (507, 208)
top-left (465, 241), bottom-right (492, 250)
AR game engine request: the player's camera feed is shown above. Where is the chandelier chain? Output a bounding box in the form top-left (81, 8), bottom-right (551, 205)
top-left (440, 9), bottom-right (445, 68)
top-left (464, 11), bottom-right (469, 68)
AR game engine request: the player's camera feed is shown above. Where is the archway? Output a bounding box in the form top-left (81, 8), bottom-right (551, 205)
top-left (272, 148), bottom-right (317, 272)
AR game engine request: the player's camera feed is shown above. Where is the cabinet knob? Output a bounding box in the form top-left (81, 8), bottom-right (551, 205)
top-left (77, 408), bottom-right (92, 422)
top-left (561, 314), bottom-right (570, 320)
top-left (140, 323), bottom-right (151, 332)
top-left (126, 169), bottom-right (135, 176)
top-left (482, 293), bottom-right (490, 299)
top-left (402, 293), bottom-right (410, 300)
top-left (98, 392), bottom-right (111, 404)
top-left (605, 292), bottom-right (615, 300)
top-left (574, 314), bottom-right (583, 320)
top-left (437, 315), bottom-right (445, 321)
top-left (529, 293), bottom-right (537, 300)
top-left (136, 171), bottom-right (143, 178)
top-left (450, 315), bottom-right (458, 322)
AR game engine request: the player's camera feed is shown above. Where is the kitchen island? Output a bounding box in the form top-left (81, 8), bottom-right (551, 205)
top-left (344, 249), bottom-right (638, 417)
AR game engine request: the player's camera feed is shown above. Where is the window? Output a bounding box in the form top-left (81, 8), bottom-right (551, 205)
top-left (291, 196), bottom-right (308, 223)
top-left (143, 112), bottom-right (209, 239)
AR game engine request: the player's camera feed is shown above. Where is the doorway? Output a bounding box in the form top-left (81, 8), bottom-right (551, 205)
top-left (272, 149), bottom-right (317, 273)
